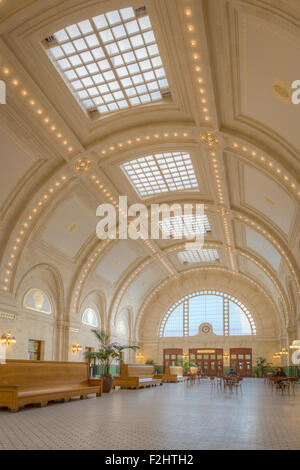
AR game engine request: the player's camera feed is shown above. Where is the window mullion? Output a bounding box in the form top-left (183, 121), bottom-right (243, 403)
top-left (223, 296), bottom-right (229, 336)
top-left (183, 299), bottom-right (189, 336)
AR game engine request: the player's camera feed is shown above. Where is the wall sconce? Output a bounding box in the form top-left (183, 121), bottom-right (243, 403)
top-left (279, 348), bottom-right (288, 356)
top-left (290, 340), bottom-right (300, 350)
top-left (136, 352), bottom-right (144, 360)
top-left (71, 344), bottom-right (82, 353)
top-left (223, 353), bottom-right (230, 361)
top-left (273, 352), bottom-right (281, 359)
top-left (1, 333), bottom-right (16, 346)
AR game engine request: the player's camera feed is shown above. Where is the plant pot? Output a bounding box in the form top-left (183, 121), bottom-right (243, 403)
top-left (101, 373), bottom-right (113, 393)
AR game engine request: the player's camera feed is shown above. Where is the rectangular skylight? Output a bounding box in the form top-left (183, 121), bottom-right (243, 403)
top-left (44, 7), bottom-right (169, 116)
top-left (159, 214), bottom-right (211, 239)
top-left (178, 249), bottom-right (219, 264)
top-left (121, 152), bottom-right (198, 197)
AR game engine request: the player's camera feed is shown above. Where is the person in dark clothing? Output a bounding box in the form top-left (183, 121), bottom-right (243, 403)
top-left (276, 367), bottom-right (287, 377)
top-left (228, 368), bottom-right (237, 376)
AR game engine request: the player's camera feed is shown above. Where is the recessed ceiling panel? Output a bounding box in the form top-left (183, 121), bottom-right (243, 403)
top-left (42, 196), bottom-right (96, 258)
top-left (126, 263), bottom-right (166, 301)
top-left (245, 226), bottom-right (281, 271)
top-left (0, 126), bottom-right (36, 212)
top-left (240, 14), bottom-right (300, 150)
top-left (239, 256), bottom-right (280, 308)
top-left (244, 165), bottom-right (295, 234)
top-left (95, 240), bottom-right (141, 284)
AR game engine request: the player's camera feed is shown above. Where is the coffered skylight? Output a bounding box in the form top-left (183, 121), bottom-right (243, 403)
top-left (159, 214), bottom-right (211, 239)
top-left (44, 7), bottom-right (169, 117)
top-left (178, 249), bottom-right (219, 264)
top-left (121, 152), bottom-right (198, 197)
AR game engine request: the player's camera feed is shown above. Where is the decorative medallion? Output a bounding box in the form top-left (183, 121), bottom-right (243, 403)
top-left (74, 157), bottom-right (92, 173)
top-left (200, 131), bottom-right (220, 147)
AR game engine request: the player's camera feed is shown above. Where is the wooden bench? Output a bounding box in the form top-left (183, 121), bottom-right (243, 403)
top-left (0, 359), bottom-right (102, 412)
top-left (162, 366), bottom-right (188, 383)
top-left (114, 364), bottom-right (162, 389)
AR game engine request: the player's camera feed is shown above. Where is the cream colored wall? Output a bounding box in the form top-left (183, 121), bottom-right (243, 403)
top-left (0, 310), bottom-right (55, 361)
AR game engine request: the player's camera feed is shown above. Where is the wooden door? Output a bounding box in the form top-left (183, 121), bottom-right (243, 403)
top-left (28, 340), bottom-right (41, 360)
top-left (85, 347), bottom-right (96, 377)
top-left (189, 348), bottom-right (223, 376)
top-left (230, 348), bottom-right (252, 377)
top-left (163, 349), bottom-right (183, 370)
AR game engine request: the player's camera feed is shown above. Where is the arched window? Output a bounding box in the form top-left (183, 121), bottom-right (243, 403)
top-left (23, 288), bottom-right (52, 314)
top-left (160, 291), bottom-right (256, 337)
top-left (82, 308), bottom-right (99, 327)
top-left (116, 319), bottom-right (127, 335)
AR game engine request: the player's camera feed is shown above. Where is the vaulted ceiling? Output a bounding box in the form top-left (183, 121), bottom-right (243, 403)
top-left (0, 0), bottom-right (299, 332)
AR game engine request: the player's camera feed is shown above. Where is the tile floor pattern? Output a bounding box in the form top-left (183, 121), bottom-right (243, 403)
top-left (0, 379), bottom-right (300, 450)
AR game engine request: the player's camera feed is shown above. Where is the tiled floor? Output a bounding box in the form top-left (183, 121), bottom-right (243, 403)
top-left (0, 379), bottom-right (299, 450)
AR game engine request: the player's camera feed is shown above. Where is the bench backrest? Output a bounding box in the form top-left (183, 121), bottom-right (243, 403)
top-left (0, 360), bottom-right (89, 389)
top-left (165, 366), bottom-right (183, 376)
top-left (120, 364), bottom-right (154, 378)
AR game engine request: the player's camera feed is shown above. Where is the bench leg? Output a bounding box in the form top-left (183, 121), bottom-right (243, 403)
top-left (80, 395), bottom-right (88, 400)
top-left (64, 397), bottom-right (70, 403)
top-left (40, 402), bottom-right (47, 408)
top-left (96, 392), bottom-right (101, 397)
top-left (10, 407), bottom-right (19, 413)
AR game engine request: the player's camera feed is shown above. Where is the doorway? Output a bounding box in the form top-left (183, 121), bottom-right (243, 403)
top-left (163, 349), bottom-right (183, 369)
top-left (189, 348), bottom-right (223, 376)
top-left (230, 348), bottom-right (252, 377)
top-left (28, 340), bottom-right (42, 360)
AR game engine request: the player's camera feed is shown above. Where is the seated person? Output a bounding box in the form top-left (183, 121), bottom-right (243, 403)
top-left (276, 367), bottom-right (287, 377)
top-left (228, 368), bottom-right (238, 376)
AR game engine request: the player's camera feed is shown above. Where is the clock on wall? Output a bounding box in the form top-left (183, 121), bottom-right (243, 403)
top-left (201, 325), bottom-right (211, 334)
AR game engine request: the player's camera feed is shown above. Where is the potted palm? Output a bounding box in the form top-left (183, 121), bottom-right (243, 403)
top-left (179, 359), bottom-right (196, 375)
top-left (84, 329), bottom-right (139, 393)
top-left (254, 357), bottom-right (272, 378)
top-left (145, 359), bottom-right (163, 375)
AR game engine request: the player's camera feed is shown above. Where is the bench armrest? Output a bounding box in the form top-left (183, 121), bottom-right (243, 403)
top-left (88, 378), bottom-right (102, 385)
top-left (88, 378), bottom-right (102, 396)
top-left (0, 385), bottom-right (20, 390)
top-left (0, 385), bottom-right (19, 411)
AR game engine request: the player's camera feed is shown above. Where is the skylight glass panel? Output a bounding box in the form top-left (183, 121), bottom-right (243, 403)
top-left (121, 152), bottom-right (198, 198)
top-left (178, 249), bottom-right (219, 264)
top-left (45, 6), bottom-right (169, 117)
top-left (159, 214), bottom-right (211, 239)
